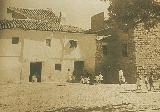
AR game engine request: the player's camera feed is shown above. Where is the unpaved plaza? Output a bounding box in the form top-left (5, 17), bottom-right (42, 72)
top-left (0, 83), bottom-right (160, 112)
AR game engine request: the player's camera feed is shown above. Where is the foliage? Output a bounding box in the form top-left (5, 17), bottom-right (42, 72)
top-left (102, 0), bottom-right (160, 30)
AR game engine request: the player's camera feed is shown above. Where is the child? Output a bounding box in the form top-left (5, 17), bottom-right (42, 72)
top-left (98, 72), bottom-right (103, 84)
top-left (95, 75), bottom-right (100, 84)
top-left (80, 76), bottom-right (85, 84)
top-left (84, 77), bottom-right (90, 84)
top-left (136, 75), bottom-right (142, 90)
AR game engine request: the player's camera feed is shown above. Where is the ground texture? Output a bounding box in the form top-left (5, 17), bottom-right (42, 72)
top-left (0, 83), bottom-right (160, 112)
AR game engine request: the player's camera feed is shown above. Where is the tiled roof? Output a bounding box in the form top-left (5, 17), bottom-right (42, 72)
top-left (61, 25), bottom-right (84, 33)
top-left (0, 19), bottom-right (84, 33)
top-left (7, 7), bottom-right (60, 24)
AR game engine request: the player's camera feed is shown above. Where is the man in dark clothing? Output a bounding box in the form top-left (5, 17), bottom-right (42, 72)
top-left (148, 74), bottom-right (155, 91)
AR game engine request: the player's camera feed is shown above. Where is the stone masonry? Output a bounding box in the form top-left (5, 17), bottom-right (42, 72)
top-left (134, 24), bottom-right (160, 78)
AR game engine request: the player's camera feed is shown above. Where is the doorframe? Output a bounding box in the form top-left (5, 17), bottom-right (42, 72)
top-left (29, 62), bottom-right (42, 82)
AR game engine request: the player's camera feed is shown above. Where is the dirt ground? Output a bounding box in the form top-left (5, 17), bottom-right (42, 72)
top-left (0, 82), bottom-right (160, 112)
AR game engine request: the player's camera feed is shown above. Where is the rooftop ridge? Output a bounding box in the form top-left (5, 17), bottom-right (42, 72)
top-left (0, 19), bottom-right (85, 33)
top-left (7, 7), bottom-right (60, 24)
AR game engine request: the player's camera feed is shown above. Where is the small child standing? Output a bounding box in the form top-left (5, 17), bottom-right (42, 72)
top-left (80, 76), bottom-right (85, 84)
top-left (98, 72), bottom-right (103, 84)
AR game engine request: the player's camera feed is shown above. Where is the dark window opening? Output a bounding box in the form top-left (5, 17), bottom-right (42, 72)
top-left (7, 8), bottom-right (12, 13)
top-left (12, 37), bottom-right (19, 44)
top-left (122, 44), bottom-right (128, 57)
top-left (55, 64), bottom-right (61, 71)
top-left (69, 40), bottom-right (77, 48)
top-left (46, 39), bottom-right (51, 47)
top-left (102, 45), bottom-right (108, 55)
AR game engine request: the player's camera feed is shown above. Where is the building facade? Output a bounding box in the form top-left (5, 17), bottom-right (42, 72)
top-left (92, 12), bottom-right (160, 84)
top-left (0, 7), bottom-right (97, 83)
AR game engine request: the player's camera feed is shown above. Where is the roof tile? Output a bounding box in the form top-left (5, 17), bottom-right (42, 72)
top-left (0, 19), bottom-right (84, 33)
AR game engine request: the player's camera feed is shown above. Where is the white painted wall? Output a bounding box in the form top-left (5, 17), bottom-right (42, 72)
top-left (0, 29), bottom-right (97, 82)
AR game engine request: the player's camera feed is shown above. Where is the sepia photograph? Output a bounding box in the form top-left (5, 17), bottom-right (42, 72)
top-left (0, 0), bottom-right (160, 112)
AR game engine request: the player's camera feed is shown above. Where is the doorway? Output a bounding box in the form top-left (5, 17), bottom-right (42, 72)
top-left (74, 61), bottom-right (84, 80)
top-left (29, 62), bottom-right (42, 82)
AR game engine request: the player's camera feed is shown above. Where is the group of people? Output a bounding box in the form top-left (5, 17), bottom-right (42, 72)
top-left (67, 68), bottom-right (158, 91)
top-left (118, 70), bottom-right (158, 91)
top-left (80, 72), bottom-right (103, 84)
top-left (136, 74), bottom-right (155, 91)
top-left (67, 69), bottom-right (104, 84)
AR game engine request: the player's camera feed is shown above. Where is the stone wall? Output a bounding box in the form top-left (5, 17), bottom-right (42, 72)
top-left (134, 24), bottom-right (160, 78)
top-left (117, 31), bottom-right (137, 83)
top-left (96, 23), bottom-right (160, 83)
top-left (95, 30), bottom-right (137, 84)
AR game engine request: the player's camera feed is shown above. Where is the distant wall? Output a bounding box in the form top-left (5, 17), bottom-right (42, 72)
top-left (91, 12), bottom-right (104, 32)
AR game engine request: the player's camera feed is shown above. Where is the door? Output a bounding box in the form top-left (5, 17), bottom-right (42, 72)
top-left (29, 62), bottom-right (42, 82)
top-left (74, 61), bottom-right (84, 80)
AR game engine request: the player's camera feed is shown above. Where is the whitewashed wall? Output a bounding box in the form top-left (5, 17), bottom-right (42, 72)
top-left (0, 29), bottom-right (96, 82)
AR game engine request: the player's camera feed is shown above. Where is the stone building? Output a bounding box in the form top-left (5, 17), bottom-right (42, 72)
top-left (0, 7), bottom-right (97, 83)
top-left (92, 12), bottom-right (160, 84)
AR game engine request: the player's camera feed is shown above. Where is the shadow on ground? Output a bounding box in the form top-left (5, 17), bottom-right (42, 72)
top-left (45, 102), bottom-right (158, 112)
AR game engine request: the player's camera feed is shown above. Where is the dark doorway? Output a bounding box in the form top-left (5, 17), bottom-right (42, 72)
top-left (74, 61), bottom-right (84, 80)
top-left (105, 65), bottom-right (119, 84)
top-left (29, 62), bottom-right (42, 82)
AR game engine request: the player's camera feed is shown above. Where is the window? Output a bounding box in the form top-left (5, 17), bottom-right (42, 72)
top-left (12, 37), bottom-right (19, 44)
top-left (102, 45), bottom-right (108, 55)
top-left (46, 39), bottom-right (51, 47)
top-left (122, 44), bottom-right (128, 57)
top-left (69, 40), bottom-right (77, 48)
top-left (55, 64), bottom-right (61, 71)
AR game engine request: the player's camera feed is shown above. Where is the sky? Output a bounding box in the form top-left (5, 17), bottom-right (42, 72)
top-left (0, 0), bottom-right (109, 29)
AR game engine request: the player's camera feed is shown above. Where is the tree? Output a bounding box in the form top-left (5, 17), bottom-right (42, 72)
top-left (102, 0), bottom-right (160, 30)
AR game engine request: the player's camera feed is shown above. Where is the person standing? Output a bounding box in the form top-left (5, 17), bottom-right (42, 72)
top-left (148, 74), bottom-right (155, 91)
top-left (119, 70), bottom-right (124, 85)
top-left (136, 75), bottom-right (142, 90)
top-left (67, 69), bottom-right (72, 82)
top-left (89, 73), bottom-right (95, 85)
top-left (144, 75), bottom-right (148, 90)
top-left (158, 76), bottom-right (160, 89)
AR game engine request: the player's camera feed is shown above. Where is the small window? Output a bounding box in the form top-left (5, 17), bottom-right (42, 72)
top-left (7, 8), bottom-right (12, 13)
top-left (122, 44), bottom-right (128, 57)
top-left (12, 37), bottom-right (19, 44)
top-left (69, 40), bottom-right (77, 48)
top-left (55, 64), bottom-right (61, 71)
top-left (46, 39), bottom-right (51, 47)
top-left (102, 45), bottom-right (108, 55)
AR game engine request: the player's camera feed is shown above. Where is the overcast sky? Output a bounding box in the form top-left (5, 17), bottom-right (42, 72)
top-left (0, 0), bottom-right (109, 29)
